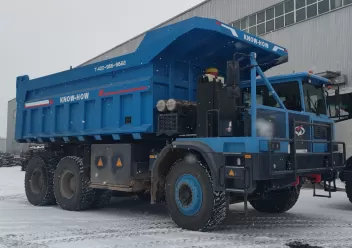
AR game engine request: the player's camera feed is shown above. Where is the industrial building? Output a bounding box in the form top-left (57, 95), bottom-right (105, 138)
top-left (6, 0), bottom-right (352, 153)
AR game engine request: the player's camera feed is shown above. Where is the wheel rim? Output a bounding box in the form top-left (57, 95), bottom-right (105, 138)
top-left (60, 170), bottom-right (76, 199)
top-left (175, 174), bottom-right (203, 216)
top-left (30, 169), bottom-right (44, 194)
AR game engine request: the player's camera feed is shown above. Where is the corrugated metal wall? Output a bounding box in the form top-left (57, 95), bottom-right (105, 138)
top-left (263, 5), bottom-right (352, 85)
top-left (81, 0), bottom-right (282, 65)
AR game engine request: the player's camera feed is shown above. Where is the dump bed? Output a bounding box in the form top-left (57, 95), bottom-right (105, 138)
top-left (15, 17), bottom-right (288, 143)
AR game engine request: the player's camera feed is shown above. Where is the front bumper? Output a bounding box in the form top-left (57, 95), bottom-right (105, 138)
top-left (221, 151), bottom-right (345, 194)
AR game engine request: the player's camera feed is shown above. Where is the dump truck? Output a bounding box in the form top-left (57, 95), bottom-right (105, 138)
top-left (16, 17), bottom-right (346, 231)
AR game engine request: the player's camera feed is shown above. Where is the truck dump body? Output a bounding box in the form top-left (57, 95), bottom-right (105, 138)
top-left (15, 17), bottom-right (287, 143)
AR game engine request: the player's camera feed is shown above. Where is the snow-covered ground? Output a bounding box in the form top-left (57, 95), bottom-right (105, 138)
top-left (1, 167), bottom-right (352, 248)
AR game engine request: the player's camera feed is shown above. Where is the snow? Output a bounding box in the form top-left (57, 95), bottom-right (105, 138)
top-left (1, 167), bottom-right (352, 248)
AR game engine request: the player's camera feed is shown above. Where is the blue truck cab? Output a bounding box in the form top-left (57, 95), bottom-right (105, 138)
top-left (16, 17), bottom-right (345, 231)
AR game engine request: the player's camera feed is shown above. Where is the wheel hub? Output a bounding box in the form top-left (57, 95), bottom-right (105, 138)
top-left (179, 184), bottom-right (193, 207)
top-left (60, 170), bottom-right (76, 199)
top-left (30, 169), bottom-right (44, 194)
top-left (175, 174), bottom-right (203, 216)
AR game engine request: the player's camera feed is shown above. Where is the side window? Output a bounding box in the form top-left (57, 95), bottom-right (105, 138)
top-left (328, 92), bottom-right (352, 121)
top-left (272, 81), bottom-right (302, 111)
top-left (303, 82), bottom-right (327, 115)
top-left (243, 86), bottom-right (277, 107)
top-left (243, 81), bottom-right (302, 111)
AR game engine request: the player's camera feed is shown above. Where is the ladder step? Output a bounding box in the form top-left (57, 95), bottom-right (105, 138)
top-left (226, 188), bottom-right (246, 194)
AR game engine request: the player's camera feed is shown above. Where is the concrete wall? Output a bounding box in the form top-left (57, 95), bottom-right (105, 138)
top-left (6, 98), bottom-right (29, 154)
top-left (0, 138), bottom-right (6, 153)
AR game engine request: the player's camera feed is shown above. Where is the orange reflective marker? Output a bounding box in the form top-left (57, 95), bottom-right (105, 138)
top-left (229, 169), bottom-right (235, 177)
top-left (116, 158), bottom-right (123, 167)
top-left (97, 158), bottom-right (103, 167)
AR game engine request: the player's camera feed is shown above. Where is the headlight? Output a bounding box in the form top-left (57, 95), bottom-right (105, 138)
top-left (156, 100), bottom-right (167, 112)
top-left (166, 99), bottom-right (177, 111)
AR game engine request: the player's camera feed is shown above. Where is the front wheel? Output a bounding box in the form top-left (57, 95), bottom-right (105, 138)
top-left (165, 159), bottom-right (226, 231)
top-left (249, 186), bottom-right (300, 213)
top-left (345, 173), bottom-right (352, 203)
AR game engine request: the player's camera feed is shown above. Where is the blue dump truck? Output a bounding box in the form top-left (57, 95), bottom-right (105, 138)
top-left (16, 17), bottom-right (346, 231)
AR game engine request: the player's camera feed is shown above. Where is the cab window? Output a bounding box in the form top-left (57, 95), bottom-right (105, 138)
top-left (243, 81), bottom-right (302, 111)
top-left (327, 92), bottom-right (352, 121)
top-left (302, 81), bottom-right (327, 115)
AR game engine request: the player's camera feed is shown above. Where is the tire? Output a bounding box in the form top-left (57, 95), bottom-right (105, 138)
top-left (24, 153), bottom-right (59, 206)
top-left (249, 186), bottom-right (300, 213)
top-left (136, 190), bottom-right (151, 202)
top-left (345, 174), bottom-right (352, 203)
top-left (54, 156), bottom-right (95, 211)
top-left (91, 189), bottom-right (112, 209)
top-left (165, 159), bottom-right (227, 231)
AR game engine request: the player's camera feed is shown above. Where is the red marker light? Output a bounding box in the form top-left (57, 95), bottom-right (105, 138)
top-left (216, 21), bottom-right (221, 25)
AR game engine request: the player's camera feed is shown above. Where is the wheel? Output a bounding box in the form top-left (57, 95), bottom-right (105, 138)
top-left (165, 159), bottom-right (227, 231)
top-left (54, 156), bottom-right (95, 211)
top-left (136, 190), bottom-right (150, 202)
top-left (24, 153), bottom-right (59, 206)
top-left (249, 186), bottom-right (300, 213)
top-left (345, 174), bottom-right (352, 203)
top-left (91, 189), bottom-right (112, 209)
top-left (21, 156), bottom-right (31, 171)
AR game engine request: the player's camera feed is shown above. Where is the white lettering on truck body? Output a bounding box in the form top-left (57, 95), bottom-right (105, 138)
top-left (60, 92), bottom-right (90, 103)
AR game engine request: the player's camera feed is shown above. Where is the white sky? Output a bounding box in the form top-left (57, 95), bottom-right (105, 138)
top-left (0, 0), bottom-right (204, 137)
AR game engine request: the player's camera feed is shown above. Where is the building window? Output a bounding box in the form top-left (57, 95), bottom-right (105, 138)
top-left (331, 0), bottom-right (342, 9)
top-left (249, 14), bottom-right (256, 26)
top-left (266, 19), bottom-right (275, 32)
top-left (241, 17), bottom-right (248, 32)
top-left (249, 26), bottom-right (256, 35)
top-left (266, 7), bottom-right (274, 20)
top-left (296, 7), bottom-right (306, 22)
top-left (297, 0), bottom-right (306, 9)
top-left (275, 16), bottom-right (285, 29)
top-left (318, 0), bottom-right (330, 13)
top-left (285, 0), bottom-right (295, 13)
top-left (307, 0), bottom-right (317, 4)
top-left (230, 0), bottom-right (352, 36)
top-left (285, 12), bottom-right (295, 26)
top-left (275, 3), bottom-right (284, 16)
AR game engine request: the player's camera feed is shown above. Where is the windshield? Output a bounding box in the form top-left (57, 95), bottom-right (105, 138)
top-left (302, 81), bottom-right (327, 115)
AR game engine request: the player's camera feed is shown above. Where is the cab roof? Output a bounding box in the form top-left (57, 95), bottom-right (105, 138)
top-left (242, 72), bottom-right (331, 87)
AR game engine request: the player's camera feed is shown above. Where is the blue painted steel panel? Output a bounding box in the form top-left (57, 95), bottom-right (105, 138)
top-left (15, 17), bottom-right (288, 142)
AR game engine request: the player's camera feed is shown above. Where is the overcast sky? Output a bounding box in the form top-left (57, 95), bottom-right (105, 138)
top-left (0, 0), bottom-right (204, 137)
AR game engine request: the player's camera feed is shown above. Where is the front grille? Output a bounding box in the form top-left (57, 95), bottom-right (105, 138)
top-left (158, 113), bottom-right (179, 134)
top-left (313, 122), bottom-right (328, 139)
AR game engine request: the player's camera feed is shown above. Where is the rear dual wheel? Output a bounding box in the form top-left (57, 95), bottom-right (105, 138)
top-left (53, 156), bottom-right (111, 211)
top-left (25, 155), bottom-right (111, 210)
top-left (24, 153), bottom-right (60, 206)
